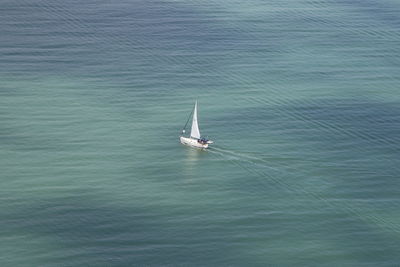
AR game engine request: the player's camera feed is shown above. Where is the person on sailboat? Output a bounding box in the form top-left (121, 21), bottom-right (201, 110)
top-left (197, 138), bottom-right (208, 144)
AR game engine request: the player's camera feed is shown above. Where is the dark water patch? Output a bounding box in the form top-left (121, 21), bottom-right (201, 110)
top-left (1, 0), bottom-right (255, 79)
top-left (2, 188), bottom-right (399, 266)
top-left (335, 0), bottom-right (400, 28)
top-left (0, 193), bottom-right (265, 266)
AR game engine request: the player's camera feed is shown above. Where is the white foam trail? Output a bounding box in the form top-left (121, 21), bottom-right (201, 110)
top-left (210, 146), bottom-right (282, 172)
top-left (208, 145), bottom-right (400, 234)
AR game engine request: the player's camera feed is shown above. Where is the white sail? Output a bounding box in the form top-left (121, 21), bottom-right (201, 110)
top-left (190, 101), bottom-right (201, 139)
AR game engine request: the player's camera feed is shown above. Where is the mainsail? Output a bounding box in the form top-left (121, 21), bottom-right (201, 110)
top-left (190, 101), bottom-right (201, 139)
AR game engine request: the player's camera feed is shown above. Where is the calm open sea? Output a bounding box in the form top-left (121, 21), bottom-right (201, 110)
top-left (1, 0), bottom-right (400, 266)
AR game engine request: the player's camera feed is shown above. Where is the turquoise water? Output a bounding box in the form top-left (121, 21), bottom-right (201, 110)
top-left (1, 0), bottom-right (400, 265)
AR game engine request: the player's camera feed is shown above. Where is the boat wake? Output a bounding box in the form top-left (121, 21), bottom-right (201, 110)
top-left (208, 145), bottom-right (400, 234)
top-left (209, 146), bottom-right (282, 172)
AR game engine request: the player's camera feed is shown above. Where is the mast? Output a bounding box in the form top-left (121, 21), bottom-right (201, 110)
top-left (190, 101), bottom-right (201, 139)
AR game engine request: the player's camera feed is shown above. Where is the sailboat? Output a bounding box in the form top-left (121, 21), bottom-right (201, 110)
top-left (180, 101), bottom-right (213, 149)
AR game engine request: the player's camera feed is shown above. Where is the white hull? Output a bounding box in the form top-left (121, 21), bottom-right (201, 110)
top-left (180, 136), bottom-right (208, 149)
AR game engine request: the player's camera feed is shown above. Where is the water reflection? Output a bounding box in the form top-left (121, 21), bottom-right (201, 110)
top-left (182, 146), bottom-right (207, 178)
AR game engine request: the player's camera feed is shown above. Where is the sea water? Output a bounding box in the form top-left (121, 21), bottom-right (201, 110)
top-left (1, 0), bottom-right (400, 265)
